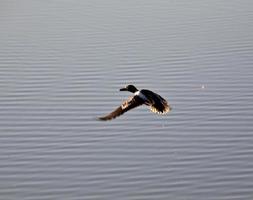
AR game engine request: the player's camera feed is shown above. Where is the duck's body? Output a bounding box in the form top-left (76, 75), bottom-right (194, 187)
top-left (99, 85), bottom-right (171, 121)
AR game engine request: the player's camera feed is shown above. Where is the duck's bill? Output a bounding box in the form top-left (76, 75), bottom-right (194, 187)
top-left (119, 87), bottom-right (127, 91)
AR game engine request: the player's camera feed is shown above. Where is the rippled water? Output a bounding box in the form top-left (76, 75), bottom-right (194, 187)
top-left (1, 0), bottom-right (253, 199)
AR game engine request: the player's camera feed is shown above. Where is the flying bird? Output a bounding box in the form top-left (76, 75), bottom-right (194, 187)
top-left (99, 85), bottom-right (171, 121)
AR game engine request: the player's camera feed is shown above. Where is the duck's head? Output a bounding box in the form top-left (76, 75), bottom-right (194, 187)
top-left (120, 85), bottom-right (138, 93)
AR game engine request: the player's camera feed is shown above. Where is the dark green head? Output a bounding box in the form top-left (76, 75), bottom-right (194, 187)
top-left (120, 85), bottom-right (138, 93)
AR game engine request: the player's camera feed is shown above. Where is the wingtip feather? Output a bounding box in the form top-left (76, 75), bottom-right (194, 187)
top-left (150, 104), bottom-right (172, 115)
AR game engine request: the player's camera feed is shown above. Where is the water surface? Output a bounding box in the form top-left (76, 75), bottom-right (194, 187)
top-left (0, 0), bottom-right (253, 199)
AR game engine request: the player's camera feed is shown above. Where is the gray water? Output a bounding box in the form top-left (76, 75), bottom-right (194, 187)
top-left (1, 1), bottom-right (253, 199)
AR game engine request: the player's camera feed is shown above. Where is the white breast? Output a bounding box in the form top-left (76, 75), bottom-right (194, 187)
top-left (134, 91), bottom-right (147, 101)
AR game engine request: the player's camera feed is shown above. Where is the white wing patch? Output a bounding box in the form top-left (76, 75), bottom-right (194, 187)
top-left (121, 101), bottom-right (129, 109)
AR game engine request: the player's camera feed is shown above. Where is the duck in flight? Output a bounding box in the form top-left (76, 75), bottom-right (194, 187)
top-left (99, 85), bottom-right (171, 121)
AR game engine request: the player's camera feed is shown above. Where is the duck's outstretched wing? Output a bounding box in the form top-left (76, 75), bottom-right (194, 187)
top-left (141, 90), bottom-right (171, 114)
top-left (150, 96), bottom-right (171, 114)
top-left (99, 95), bottom-right (144, 121)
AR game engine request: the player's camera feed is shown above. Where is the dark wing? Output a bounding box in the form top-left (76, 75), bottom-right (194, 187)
top-left (141, 90), bottom-right (171, 114)
top-left (150, 96), bottom-right (171, 114)
top-left (99, 95), bottom-right (144, 121)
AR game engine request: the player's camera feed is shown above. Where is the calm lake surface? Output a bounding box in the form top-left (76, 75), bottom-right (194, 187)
top-left (1, 1), bottom-right (253, 199)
